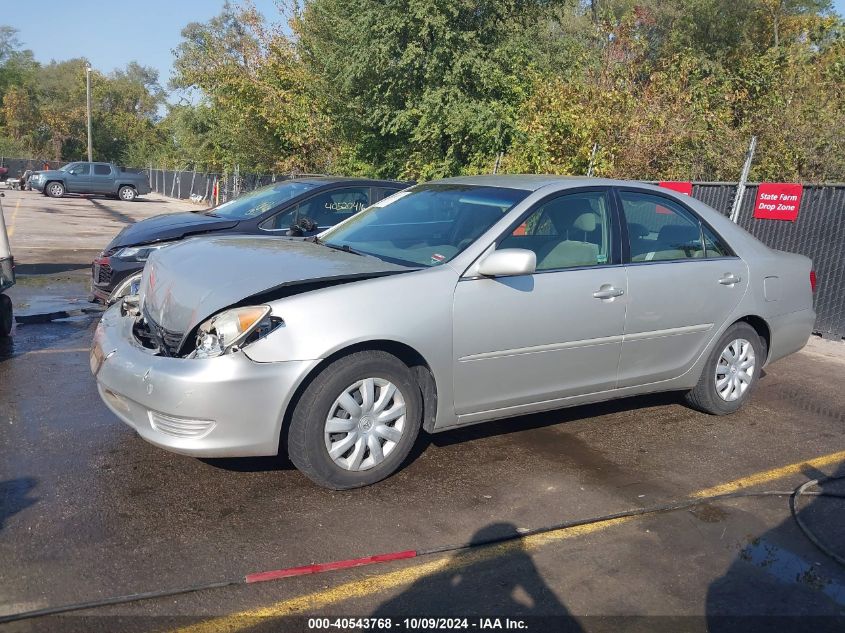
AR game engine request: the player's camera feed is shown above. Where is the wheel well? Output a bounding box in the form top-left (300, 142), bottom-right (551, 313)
top-left (118, 184), bottom-right (137, 190)
top-left (735, 315), bottom-right (771, 361)
top-left (279, 340), bottom-right (439, 454)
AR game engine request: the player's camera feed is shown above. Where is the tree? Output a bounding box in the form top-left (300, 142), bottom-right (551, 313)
top-left (294, 0), bottom-right (549, 179)
top-left (759, 0), bottom-right (832, 47)
top-left (170, 3), bottom-right (335, 173)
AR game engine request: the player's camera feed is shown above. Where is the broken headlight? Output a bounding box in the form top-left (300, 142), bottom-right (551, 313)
top-left (113, 242), bottom-right (175, 262)
top-left (188, 305), bottom-right (282, 359)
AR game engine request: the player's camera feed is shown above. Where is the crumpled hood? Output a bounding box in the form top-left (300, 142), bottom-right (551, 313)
top-left (140, 235), bottom-right (410, 335)
top-left (108, 212), bottom-right (239, 249)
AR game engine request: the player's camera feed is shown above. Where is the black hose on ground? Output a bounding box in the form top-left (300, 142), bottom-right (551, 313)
top-left (791, 477), bottom-right (845, 567)
top-left (1, 477), bottom-right (843, 624)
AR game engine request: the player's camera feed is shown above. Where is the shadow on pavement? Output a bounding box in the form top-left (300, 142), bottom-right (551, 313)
top-left (86, 197), bottom-right (136, 225)
top-left (372, 522), bottom-right (581, 625)
top-left (0, 478), bottom-right (38, 530)
top-left (202, 392), bottom-right (687, 475)
top-left (707, 462), bottom-right (845, 632)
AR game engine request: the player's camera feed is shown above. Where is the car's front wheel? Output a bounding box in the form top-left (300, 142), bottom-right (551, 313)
top-left (685, 321), bottom-right (763, 415)
top-left (287, 351), bottom-right (422, 489)
top-left (46, 181), bottom-right (64, 198)
top-left (118, 186), bottom-right (137, 201)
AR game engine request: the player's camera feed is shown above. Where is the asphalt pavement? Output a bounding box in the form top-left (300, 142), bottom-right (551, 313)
top-left (1, 188), bottom-right (844, 632)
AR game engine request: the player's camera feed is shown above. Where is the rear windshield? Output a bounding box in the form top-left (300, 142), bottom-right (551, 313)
top-left (209, 181), bottom-right (320, 220)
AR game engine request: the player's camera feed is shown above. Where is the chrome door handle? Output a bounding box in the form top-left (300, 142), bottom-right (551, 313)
top-left (593, 286), bottom-right (624, 300)
top-left (719, 274), bottom-right (742, 286)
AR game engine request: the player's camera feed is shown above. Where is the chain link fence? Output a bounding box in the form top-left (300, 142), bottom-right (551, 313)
top-left (142, 175), bottom-right (845, 340)
top-left (693, 182), bottom-right (845, 340)
top-left (147, 167), bottom-right (326, 204)
top-left (0, 157), bottom-right (67, 178)
top-left (2, 156), bottom-right (842, 339)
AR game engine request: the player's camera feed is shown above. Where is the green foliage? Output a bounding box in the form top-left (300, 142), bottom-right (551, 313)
top-left (294, 0), bottom-right (550, 179)
top-left (2, 1), bottom-right (844, 182)
top-left (0, 27), bottom-right (166, 164)
top-left (169, 2), bottom-right (336, 172)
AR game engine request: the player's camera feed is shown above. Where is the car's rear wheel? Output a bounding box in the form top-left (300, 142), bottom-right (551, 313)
top-left (118, 186), bottom-right (137, 201)
top-left (287, 350), bottom-right (422, 489)
top-left (685, 321), bottom-right (763, 415)
top-left (0, 294), bottom-right (13, 338)
top-left (46, 181), bottom-right (64, 198)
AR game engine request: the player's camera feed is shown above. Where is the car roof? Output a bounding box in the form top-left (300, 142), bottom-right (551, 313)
top-left (287, 176), bottom-right (412, 187)
top-left (429, 174), bottom-right (660, 192)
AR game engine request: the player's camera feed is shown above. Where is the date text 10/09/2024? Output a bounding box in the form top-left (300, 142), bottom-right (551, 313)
top-left (307, 618), bottom-right (529, 630)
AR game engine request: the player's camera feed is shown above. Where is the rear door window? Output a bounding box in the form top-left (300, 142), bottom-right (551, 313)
top-left (93, 164), bottom-right (112, 175)
top-left (702, 224), bottom-right (731, 258)
top-left (619, 191), bottom-right (704, 262)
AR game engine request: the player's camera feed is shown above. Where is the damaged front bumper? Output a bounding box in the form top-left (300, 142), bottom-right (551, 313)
top-left (91, 306), bottom-right (320, 457)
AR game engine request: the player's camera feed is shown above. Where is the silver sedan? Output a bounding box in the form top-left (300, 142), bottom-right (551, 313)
top-left (91, 176), bottom-right (816, 489)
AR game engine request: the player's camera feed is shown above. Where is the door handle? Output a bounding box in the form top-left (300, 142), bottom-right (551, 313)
top-left (719, 274), bottom-right (742, 286)
top-left (593, 286), bottom-right (624, 300)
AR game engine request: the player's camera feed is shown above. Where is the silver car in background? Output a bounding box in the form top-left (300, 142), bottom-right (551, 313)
top-left (91, 176), bottom-right (816, 489)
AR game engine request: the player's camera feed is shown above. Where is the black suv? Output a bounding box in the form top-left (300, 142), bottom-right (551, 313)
top-left (91, 177), bottom-right (409, 303)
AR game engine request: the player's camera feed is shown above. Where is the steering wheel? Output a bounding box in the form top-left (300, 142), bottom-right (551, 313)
top-left (287, 216), bottom-right (319, 236)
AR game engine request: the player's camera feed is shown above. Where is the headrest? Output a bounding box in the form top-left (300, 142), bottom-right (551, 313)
top-left (544, 198), bottom-right (597, 234)
top-left (658, 224), bottom-right (699, 245)
top-left (572, 212), bottom-right (598, 232)
top-left (628, 222), bottom-right (649, 238)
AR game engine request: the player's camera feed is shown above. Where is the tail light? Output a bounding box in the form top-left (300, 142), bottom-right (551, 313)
top-left (810, 270), bottom-right (817, 292)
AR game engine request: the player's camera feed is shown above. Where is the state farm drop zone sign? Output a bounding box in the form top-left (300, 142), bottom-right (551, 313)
top-left (753, 183), bottom-right (804, 221)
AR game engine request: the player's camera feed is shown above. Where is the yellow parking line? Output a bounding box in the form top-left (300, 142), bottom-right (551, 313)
top-left (171, 450), bottom-right (845, 632)
top-left (171, 518), bottom-right (630, 633)
top-left (6, 197), bottom-right (21, 237)
top-left (692, 449), bottom-right (845, 497)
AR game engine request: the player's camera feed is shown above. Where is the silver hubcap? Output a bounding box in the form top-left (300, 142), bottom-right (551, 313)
top-left (50, 184), bottom-right (62, 195)
top-left (324, 377), bottom-right (406, 472)
top-left (121, 188), bottom-right (134, 200)
top-left (715, 338), bottom-right (756, 402)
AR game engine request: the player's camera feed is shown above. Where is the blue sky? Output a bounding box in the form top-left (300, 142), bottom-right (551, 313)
top-left (5, 0), bottom-right (283, 91)
top-left (5, 0), bottom-right (845, 97)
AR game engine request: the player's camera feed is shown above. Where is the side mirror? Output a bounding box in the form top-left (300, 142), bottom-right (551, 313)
top-left (477, 248), bottom-right (536, 277)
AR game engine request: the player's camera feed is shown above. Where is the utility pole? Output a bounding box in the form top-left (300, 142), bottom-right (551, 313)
top-left (729, 136), bottom-right (757, 224)
top-left (85, 62), bottom-right (93, 162)
top-left (587, 143), bottom-right (599, 177)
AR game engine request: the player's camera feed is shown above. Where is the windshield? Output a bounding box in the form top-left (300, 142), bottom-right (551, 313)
top-left (209, 180), bottom-right (320, 220)
top-left (321, 184), bottom-right (530, 267)
top-left (59, 163), bottom-right (76, 172)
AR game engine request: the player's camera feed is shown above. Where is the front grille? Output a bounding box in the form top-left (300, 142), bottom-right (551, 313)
top-left (148, 411), bottom-right (215, 439)
top-left (133, 309), bottom-right (185, 357)
top-left (97, 263), bottom-right (112, 284)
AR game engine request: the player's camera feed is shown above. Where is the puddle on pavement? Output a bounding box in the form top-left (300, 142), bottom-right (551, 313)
top-left (0, 269), bottom-right (100, 361)
top-left (0, 318), bottom-right (97, 360)
top-left (740, 538), bottom-right (845, 607)
top-left (690, 503), bottom-right (728, 523)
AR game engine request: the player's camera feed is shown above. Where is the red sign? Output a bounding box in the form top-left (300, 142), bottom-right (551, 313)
top-left (659, 181), bottom-right (693, 195)
top-left (753, 183), bottom-right (803, 221)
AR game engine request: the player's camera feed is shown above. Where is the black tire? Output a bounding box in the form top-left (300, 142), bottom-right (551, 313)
top-left (117, 186), bottom-right (137, 201)
top-left (46, 181), bottom-right (64, 198)
top-left (685, 321), bottom-right (763, 415)
top-left (287, 350), bottom-right (423, 489)
top-left (0, 294), bottom-right (12, 338)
